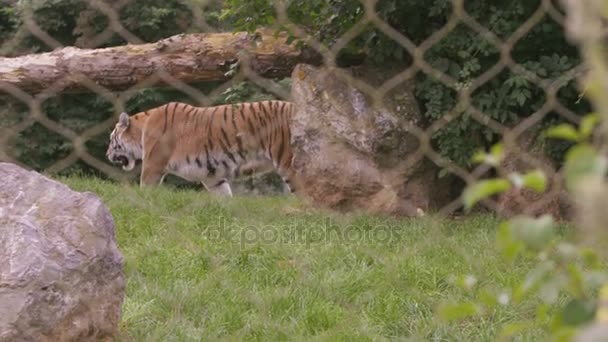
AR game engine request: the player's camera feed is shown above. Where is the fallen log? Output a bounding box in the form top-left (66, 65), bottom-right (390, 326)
top-left (0, 31), bottom-right (321, 94)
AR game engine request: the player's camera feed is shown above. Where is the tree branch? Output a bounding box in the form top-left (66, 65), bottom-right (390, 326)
top-left (0, 30), bottom-right (322, 94)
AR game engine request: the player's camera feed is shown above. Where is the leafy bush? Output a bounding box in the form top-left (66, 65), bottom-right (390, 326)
top-left (456, 113), bottom-right (608, 339)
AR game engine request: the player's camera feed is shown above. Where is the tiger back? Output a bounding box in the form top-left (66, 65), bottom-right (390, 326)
top-left (106, 100), bottom-right (298, 196)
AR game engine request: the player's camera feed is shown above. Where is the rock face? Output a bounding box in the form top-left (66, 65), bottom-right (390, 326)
top-left (0, 163), bottom-right (125, 341)
top-left (290, 64), bottom-right (453, 216)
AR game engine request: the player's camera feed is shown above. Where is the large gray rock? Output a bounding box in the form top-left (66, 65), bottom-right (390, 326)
top-left (0, 163), bottom-right (125, 341)
top-left (290, 64), bottom-right (453, 216)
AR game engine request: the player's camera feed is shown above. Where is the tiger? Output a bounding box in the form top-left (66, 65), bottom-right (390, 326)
top-left (105, 100), bottom-right (299, 196)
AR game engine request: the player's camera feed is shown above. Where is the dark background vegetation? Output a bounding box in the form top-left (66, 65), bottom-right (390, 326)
top-left (0, 0), bottom-right (589, 178)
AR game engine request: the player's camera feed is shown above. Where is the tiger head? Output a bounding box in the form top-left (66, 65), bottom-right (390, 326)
top-left (106, 112), bottom-right (144, 171)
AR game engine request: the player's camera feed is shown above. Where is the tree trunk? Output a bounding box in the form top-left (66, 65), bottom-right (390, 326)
top-left (0, 31), bottom-right (321, 94)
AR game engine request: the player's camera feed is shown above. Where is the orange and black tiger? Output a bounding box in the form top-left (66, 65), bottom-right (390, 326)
top-left (105, 100), bottom-right (298, 196)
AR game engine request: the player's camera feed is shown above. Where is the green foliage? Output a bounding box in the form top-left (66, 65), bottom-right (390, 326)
top-left (465, 141), bottom-right (548, 209)
top-left (456, 113), bottom-right (608, 338)
top-left (447, 209), bottom-right (606, 338)
top-left (221, 0), bottom-right (588, 167)
top-left (472, 143), bottom-right (504, 166)
top-left (213, 80), bottom-right (289, 105)
top-left (545, 113), bottom-right (600, 143)
top-left (462, 178), bottom-right (511, 209)
top-left (507, 215), bottom-right (555, 251)
top-left (12, 123), bottom-right (72, 170)
top-left (519, 170), bottom-right (548, 192)
top-left (0, 4), bottom-right (18, 42)
top-left (563, 144), bottom-right (608, 191)
top-left (5, 0), bottom-right (206, 52)
top-left (462, 169), bottom-right (546, 209)
top-left (546, 124), bottom-right (581, 142)
top-left (544, 112), bottom-right (608, 190)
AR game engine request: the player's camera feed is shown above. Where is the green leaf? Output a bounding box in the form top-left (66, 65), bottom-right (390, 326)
top-left (579, 112), bottom-right (600, 140)
top-left (479, 288), bottom-right (499, 309)
top-left (510, 215), bottom-right (556, 251)
top-left (515, 91), bottom-right (527, 106)
top-left (561, 299), bottom-right (596, 326)
top-left (564, 144), bottom-right (608, 190)
top-left (584, 271), bottom-right (608, 290)
top-left (438, 302), bottom-right (480, 321)
top-left (286, 34), bottom-right (296, 45)
top-left (538, 276), bottom-right (561, 304)
top-left (463, 179), bottom-right (511, 209)
top-left (455, 274), bottom-right (477, 291)
top-left (499, 321), bottom-right (532, 339)
top-left (496, 221), bottom-right (523, 262)
top-left (552, 327), bottom-right (578, 342)
top-left (567, 264), bottom-right (584, 298)
top-left (517, 260), bottom-right (555, 301)
top-left (490, 143), bottom-right (504, 161)
top-left (521, 169), bottom-right (547, 192)
top-left (545, 124), bottom-right (580, 142)
top-left (556, 243), bottom-right (578, 262)
top-left (581, 248), bottom-right (602, 269)
top-left (471, 143), bottom-right (504, 166)
top-left (471, 150), bottom-right (487, 165)
top-left (537, 303), bottom-right (551, 322)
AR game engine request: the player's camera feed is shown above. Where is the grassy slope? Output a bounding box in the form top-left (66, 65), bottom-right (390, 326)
top-left (63, 177), bottom-right (548, 341)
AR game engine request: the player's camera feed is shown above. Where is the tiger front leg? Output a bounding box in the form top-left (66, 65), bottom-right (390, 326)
top-left (139, 148), bottom-right (171, 187)
top-left (140, 164), bottom-right (166, 187)
top-left (139, 146), bottom-right (171, 187)
top-left (140, 130), bottom-right (174, 187)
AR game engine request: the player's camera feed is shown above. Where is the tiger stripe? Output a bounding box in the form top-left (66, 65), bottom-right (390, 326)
top-left (106, 100), bottom-right (299, 195)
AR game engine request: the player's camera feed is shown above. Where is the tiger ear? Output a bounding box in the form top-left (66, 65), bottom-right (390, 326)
top-left (119, 112), bottom-right (130, 127)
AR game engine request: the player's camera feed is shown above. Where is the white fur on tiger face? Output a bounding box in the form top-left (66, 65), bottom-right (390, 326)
top-left (105, 112), bottom-right (143, 171)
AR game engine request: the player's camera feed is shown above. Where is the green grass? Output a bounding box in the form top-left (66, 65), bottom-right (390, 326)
top-left (62, 176), bottom-right (552, 341)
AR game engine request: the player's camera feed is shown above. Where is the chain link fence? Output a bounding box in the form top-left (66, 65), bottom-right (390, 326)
top-left (2, 0), bottom-right (607, 339)
top-left (0, 0), bottom-right (588, 218)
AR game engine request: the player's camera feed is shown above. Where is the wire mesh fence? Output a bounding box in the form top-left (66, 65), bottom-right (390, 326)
top-left (2, 0), bottom-right (608, 339)
top-left (0, 0), bottom-right (587, 215)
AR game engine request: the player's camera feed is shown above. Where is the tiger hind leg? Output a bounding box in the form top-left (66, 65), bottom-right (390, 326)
top-left (275, 165), bottom-right (298, 194)
top-left (273, 149), bottom-right (298, 194)
top-left (203, 178), bottom-right (233, 197)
